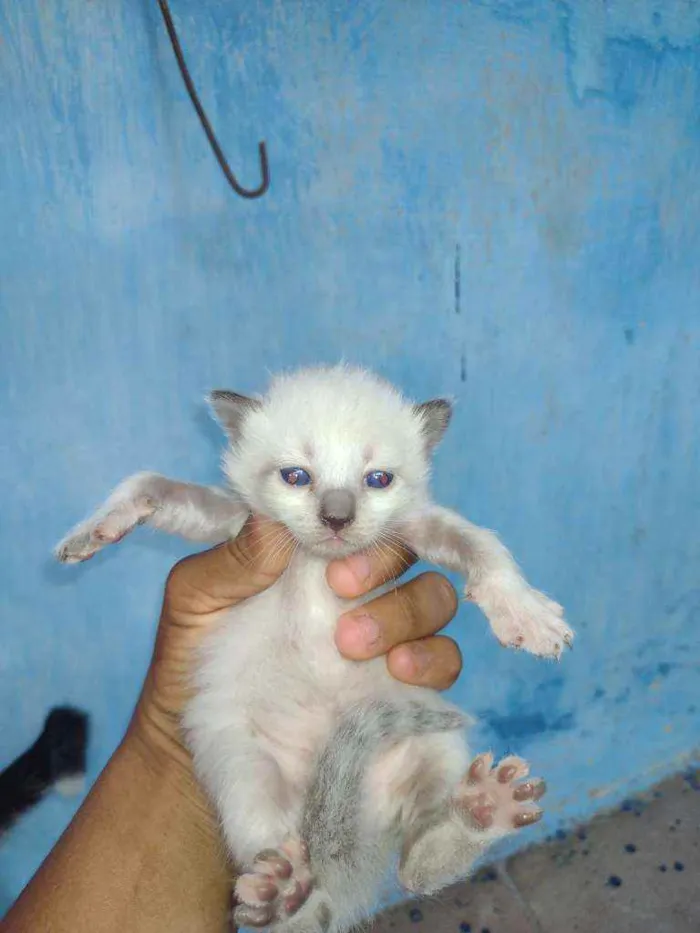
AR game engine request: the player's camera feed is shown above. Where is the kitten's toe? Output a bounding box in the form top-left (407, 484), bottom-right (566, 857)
top-left (252, 849), bottom-right (293, 878)
top-left (496, 755), bottom-right (529, 783)
top-left (467, 752), bottom-right (493, 782)
top-left (513, 779), bottom-right (547, 802)
top-left (233, 903), bottom-right (275, 928)
top-left (282, 879), bottom-right (310, 915)
top-left (235, 873), bottom-right (279, 907)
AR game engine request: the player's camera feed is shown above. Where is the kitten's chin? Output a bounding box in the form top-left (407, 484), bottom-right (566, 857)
top-left (304, 536), bottom-right (369, 560)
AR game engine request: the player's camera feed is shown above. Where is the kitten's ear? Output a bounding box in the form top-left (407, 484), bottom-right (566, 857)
top-left (413, 399), bottom-right (453, 452)
top-left (208, 390), bottom-right (261, 442)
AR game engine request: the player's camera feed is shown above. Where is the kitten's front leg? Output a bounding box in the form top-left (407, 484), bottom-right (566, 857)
top-left (55, 472), bottom-right (248, 563)
top-left (401, 505), bottom-right (573, 659)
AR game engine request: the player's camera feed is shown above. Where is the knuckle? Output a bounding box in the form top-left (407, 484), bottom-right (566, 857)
top-left (163, 554), bottom-right (206, 610)
top-left (421, 571), bottom-right (459, 619)
top-left (164, 557), bottom-right (191, 597)
top-left (396, 587), bottom-right (424, 638)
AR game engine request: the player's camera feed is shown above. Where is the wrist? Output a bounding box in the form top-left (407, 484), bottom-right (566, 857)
top-left (126, 691), bottom-right (219, 841)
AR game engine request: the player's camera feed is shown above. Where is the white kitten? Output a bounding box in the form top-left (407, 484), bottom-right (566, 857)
top-left (56, 365), bottom-right (571, 933)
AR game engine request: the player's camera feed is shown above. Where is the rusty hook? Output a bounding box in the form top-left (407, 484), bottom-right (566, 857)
top-left (157, 0), bottom-right (270, 200)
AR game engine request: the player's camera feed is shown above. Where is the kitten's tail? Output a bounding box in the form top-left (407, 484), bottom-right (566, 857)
top-left (302, 699), bottom-right (466, 867)
top-left (0, 706), bottom-right (89, 837)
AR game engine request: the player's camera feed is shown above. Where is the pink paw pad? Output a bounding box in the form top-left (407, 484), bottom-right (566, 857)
top-left (457, 753), bottom-right (546, 833)
top-left (233, 839), bottom-right (313, 928)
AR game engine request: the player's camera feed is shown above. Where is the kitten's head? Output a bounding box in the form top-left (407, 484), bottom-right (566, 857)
top-left (209, 366), bottom-right (451, 558)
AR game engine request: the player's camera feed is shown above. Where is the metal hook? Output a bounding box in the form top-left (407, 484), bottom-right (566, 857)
top-left (157, 0), bottom-right (270, 200)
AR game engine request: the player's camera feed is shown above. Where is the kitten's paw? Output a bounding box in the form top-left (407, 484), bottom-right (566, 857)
top-left (467, 581), bottom-right (573, 659)
top-left (233, 839), bottom-right (313, 928)
top-left (456, 753), bottom-right (545, 835)
top-left (54, 499), bottom-right (155, 563)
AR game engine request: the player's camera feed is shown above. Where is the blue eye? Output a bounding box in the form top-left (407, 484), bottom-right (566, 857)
top-left (365, 470), bottom-right (394, 489)
top-left (280, 467), bottom-right (312, 487)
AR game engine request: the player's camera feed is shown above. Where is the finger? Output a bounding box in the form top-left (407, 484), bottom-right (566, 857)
top-left (164, 514), bottom-right (295, 615)
top-left (386, 635), bottom-right (463, 690)
top-left (335, 571), bottom-right (458, 659)
top-left (326, 542), bottom-right (416, 599)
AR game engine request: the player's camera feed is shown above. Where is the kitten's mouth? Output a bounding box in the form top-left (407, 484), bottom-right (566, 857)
top-left (326, 533), bottom-right (347, 547)
top-left (310, 531), bottom-right (361, 558)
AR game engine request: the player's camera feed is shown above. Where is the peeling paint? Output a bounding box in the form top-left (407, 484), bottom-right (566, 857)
top-left (560, 0), bottom-right (700, 104)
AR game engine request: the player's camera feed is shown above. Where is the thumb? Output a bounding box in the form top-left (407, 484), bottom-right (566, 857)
top-left (163, 514), bottom-right (294, 617)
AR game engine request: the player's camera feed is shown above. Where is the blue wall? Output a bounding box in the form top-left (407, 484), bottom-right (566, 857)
top-left (1, 0), bottom-right (699, 912)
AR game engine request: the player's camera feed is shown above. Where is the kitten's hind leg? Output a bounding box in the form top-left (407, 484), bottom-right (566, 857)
top-left (55, 472), bottom-right (247, 562)
top-left (401, 505), bottom-right (573, 659)
top-left (399, 752), bottom-right (545, 895)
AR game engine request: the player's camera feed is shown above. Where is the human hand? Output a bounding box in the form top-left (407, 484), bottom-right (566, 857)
top-left (133, 515), bottom-right (462, 764)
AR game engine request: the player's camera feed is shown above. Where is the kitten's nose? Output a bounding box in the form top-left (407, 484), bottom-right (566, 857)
top-left (320, 489), bottom-right (356, 533)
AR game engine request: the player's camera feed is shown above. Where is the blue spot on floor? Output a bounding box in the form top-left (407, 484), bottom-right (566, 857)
top-left (621, 798), bottom-right (646, 815)
top-left (607, 875), bottom-right (623, 887)
top-left (459, 924), bottom-right (471, 933)
top-left (409, 908), bottom-right (423, 922)
top-left (624, 843), bottom-right (637, 853)
top-left (674, 862), bottom-right (685, 872)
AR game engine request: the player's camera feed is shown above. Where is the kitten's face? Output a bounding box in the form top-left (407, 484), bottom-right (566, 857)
top-left (212, 367), bottom-right (450, 559)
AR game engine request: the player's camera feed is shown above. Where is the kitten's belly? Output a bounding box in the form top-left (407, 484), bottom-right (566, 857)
top-left (189, 558), bottom-right (386, 791)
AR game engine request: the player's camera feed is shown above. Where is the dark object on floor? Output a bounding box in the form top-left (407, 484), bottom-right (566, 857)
top-left (0, 707), bottom-right (89, 837)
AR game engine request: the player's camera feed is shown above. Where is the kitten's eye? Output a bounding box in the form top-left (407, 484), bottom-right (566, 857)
top-left (365, 470), bottom-right (394, 489)
top-left (280, 467), bottom-right (312, 487)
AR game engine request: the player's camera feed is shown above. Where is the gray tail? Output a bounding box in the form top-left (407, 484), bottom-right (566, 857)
top-left (301, 699), bottom-right (466, 871)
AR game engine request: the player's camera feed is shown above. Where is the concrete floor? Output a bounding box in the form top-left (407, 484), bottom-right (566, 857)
top-left (371, 768), bottom-right (699, 933)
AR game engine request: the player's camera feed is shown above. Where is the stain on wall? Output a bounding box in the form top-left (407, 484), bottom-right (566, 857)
top-left (1, 0), bottom-right (699, 912)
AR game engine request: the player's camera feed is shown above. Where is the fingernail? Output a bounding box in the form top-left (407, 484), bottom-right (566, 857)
top-left (342, 553), bottom-right (372, 585)
top-left (336, 612), bottom-right (381, 655)
top-left (351, 612), bottom-right (380, 647)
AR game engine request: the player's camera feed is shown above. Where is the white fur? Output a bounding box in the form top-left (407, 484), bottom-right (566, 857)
top-left (56, 365), bottom-right (571, 932)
